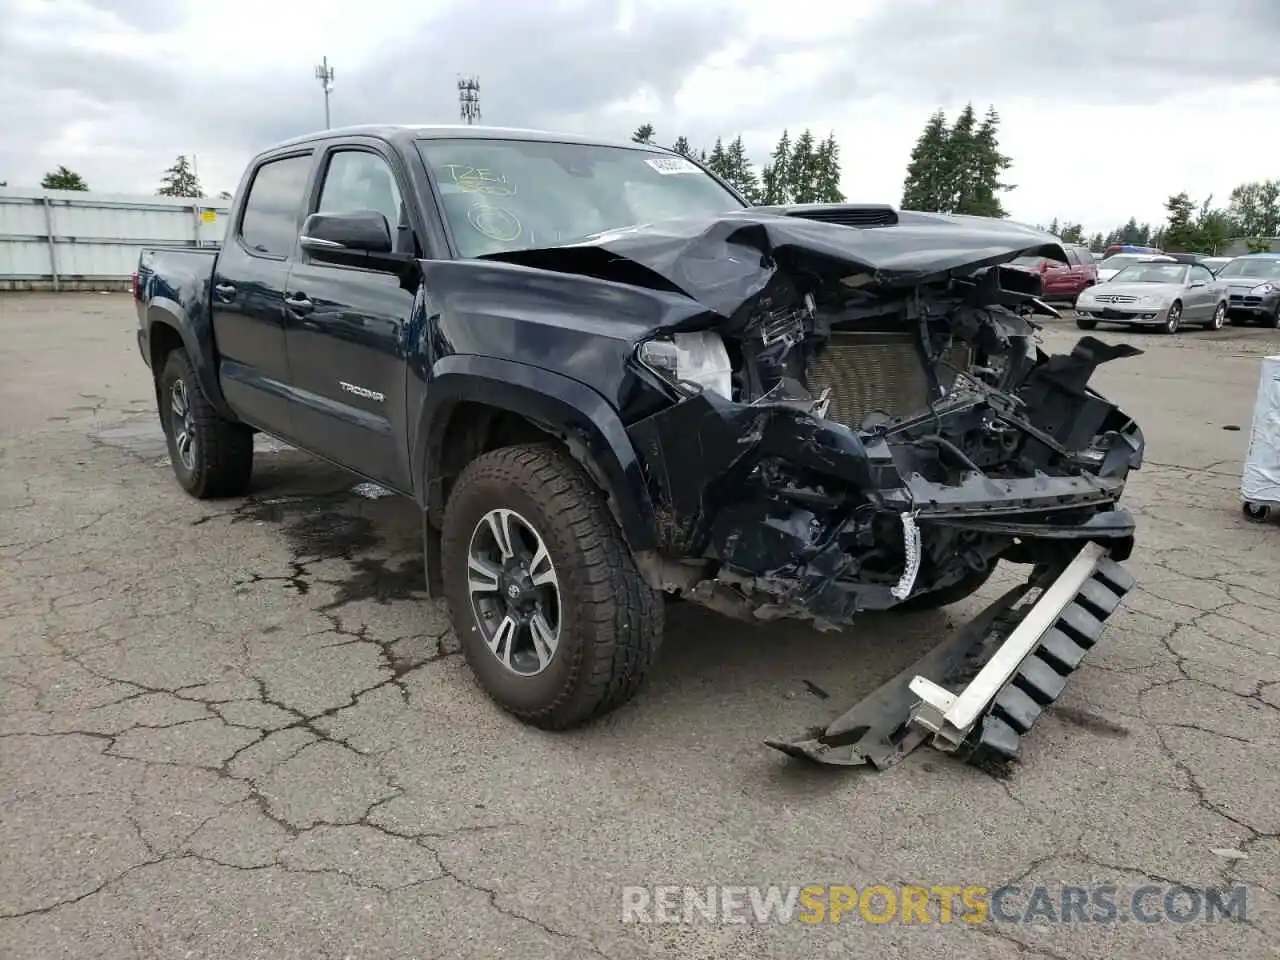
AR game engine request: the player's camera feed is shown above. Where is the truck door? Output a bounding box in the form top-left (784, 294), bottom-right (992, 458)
top-left (282, 144), bottom-right (418, 492)
top-left (210, 150), bottom-right (314, 438)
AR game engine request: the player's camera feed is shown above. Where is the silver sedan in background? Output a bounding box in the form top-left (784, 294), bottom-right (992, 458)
top-left (1075, 260), bottom-right (1228, 334)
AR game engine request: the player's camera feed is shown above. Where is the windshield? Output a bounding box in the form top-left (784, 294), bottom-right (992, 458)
top-left (1215, 257), bottom-right (1280, 279)
top-left (1111, 263), bottom-right (1188, 284)
top-left (415, 137), bottom-right (746, 257)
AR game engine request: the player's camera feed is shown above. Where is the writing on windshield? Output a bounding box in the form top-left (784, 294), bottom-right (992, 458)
top-left (417, 137), bottom-right (744, 258)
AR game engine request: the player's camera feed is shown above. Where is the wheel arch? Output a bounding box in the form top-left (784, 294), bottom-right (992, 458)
top-left (415, 355), bottom-right (660, 554)
top-left (145, 302), bottom-right (238, 421)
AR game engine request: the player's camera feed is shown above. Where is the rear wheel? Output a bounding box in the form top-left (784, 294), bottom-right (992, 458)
top-left (157, 349), bottom-right (254, 498)
top-left (1243, 502), bottom-right (1272, 523)
top-left (440, 443), bottom-right (663, 729)
top-left (1162, 301), bottom-right (1183, 334)
top-left (1207, 301), bottom-right (1226, 330)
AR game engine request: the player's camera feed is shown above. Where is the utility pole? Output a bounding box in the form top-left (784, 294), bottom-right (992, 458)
top-left (315, 56), bottom-right (335, 129)
top-left (458, 76), bottom-right (480, 125)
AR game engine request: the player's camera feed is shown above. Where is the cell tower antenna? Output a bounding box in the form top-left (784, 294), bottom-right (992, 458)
top-left (315, 56), bottom-right (335, 129)
top-left (458, 76), bottom-right (481, 125)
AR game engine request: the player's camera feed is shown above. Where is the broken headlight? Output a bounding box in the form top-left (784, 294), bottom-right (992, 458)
top-left (637, 330), bottom-right (733, 399)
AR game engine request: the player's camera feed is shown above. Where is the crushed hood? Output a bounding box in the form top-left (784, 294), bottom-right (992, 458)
top-left (479, 206), bottom-right (1067, 321)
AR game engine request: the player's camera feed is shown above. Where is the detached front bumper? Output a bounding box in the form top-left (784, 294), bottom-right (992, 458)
top-left (766, 540), bottom-right (1135, 767)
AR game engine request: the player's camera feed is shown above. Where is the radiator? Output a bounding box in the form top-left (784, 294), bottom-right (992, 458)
top-left (806, 331), bottom-right (970, 429)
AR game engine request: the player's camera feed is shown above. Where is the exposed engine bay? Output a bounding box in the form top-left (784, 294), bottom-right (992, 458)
top-left (495, 206), bottom-right (1145, 630)
top-left (480, 204), bottom-right (1147, 765)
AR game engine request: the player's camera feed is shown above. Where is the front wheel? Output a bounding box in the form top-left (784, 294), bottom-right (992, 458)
top-left (1162, 301), bottom-right (1183, 334)
top-left (440, 443), bottom-right (664, 730)
top-left (1076, 317), bottom-right (1098, 331)
top-left (157, 349), bottom-right (254, 498)
top-left (1268, 306), bottom-right (1280, 330)
top-left (1207, 301), bottom-right (1226, 330)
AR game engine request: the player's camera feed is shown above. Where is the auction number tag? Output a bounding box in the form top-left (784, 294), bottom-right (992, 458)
top-left (644, 156), bottom-right (700, 175)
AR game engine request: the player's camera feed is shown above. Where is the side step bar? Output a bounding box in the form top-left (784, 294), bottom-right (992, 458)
top-left (764, 542), bottom-right (1135, 769)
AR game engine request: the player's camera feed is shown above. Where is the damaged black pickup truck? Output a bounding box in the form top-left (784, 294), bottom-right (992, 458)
top-left (134, 125), bottom-right (1143, 768)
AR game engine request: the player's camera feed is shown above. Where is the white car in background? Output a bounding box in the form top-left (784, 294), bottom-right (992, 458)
top-left (1075, 259), bottom-right (1228, 334)
top-left (1095, 252), bottom-right (1175, 283)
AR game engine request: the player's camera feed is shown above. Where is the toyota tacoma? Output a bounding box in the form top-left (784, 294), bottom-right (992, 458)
top-left (133, 125), bottom-right (1144, 768)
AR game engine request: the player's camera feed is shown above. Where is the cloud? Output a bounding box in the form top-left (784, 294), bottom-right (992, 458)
top-left (2, 0), bottom-right (1278, 233)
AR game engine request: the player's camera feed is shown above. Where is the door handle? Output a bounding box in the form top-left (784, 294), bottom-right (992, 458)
top-left (284, 293), bottom-right (314, 313)
top-left (214, 282), bottom-right (236, 299)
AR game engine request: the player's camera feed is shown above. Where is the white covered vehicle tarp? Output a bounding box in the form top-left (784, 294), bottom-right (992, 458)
top-left (1242, 355), bottom-right (1280, 505)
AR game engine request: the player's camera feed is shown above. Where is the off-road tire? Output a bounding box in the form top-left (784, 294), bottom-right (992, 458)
top-left (440, 442), bottom-right (664, 730)
top-left (895, 564), bottom-right (997, 612)
top-left (1076, 317), bottom-right (1098, 331)
top-left (157, 348), bottom-right (254, 498)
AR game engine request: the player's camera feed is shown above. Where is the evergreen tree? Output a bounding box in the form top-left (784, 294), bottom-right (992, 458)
top-left (631, 124), bottom-right (656, 145)
top-left (157, 155), bottom-right (203, 198)
top-left (963, 105), bottom-right (1014, 217)
top-left (900, 110), bottom-right (950, 212)
top-left (759, 129), bottom-right (792, 205)
top-left (706, 138), bottom-right (729, 181)
top-left (723, 136), bottom-right (760, 203)
top-left (812, 132), bottom-right (844, 203)
top-left (41, 166), bottom-right (89, 191)
top-left (787, 129), bottom-right (818, 203)
top-left (671, 136), bottom-right (692, 157)
top-left (943, 103), bottom-right (978, 214)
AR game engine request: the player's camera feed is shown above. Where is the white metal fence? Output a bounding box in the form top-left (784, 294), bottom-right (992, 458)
top-left (0, 188), bottom-right (231, 291)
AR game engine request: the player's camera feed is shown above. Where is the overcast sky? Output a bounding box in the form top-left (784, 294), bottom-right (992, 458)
top-left (2, 0), bottom-right (1277, 234)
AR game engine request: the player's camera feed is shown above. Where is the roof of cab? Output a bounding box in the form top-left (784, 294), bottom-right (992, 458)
top-left (266, 124), bottom-right (665, 154)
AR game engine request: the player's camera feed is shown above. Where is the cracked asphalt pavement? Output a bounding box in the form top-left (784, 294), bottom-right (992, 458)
top-left (1, 293), bottom-right (1279, 959)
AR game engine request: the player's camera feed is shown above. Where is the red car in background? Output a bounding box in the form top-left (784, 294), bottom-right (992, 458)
top-left (1009, 245), bottom-right (1099, 303)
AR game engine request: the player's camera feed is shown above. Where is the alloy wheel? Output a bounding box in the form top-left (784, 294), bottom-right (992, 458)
top-left (169, 378), bottom-right (197, 471)
top-left (466, 507), bottom-right (562, 677)
top-left (1210, 302), bottom-right (1226, 330)
top-left (1164, 304), bottom-right (1182, 334)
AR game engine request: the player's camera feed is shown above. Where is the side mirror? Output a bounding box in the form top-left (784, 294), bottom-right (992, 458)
top-left (299, 210), bottom-right (420, 290)
top-left (301, 210), bottom-right (393, 253)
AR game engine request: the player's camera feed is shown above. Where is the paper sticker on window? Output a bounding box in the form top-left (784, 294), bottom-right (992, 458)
top-left (200, 209), bottom-right (217, 223)
top-left (644, 156), bottom-right (700, 176)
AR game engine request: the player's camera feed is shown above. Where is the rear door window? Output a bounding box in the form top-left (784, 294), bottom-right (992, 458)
top-left (239, 154), bottom-right (314, 258)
